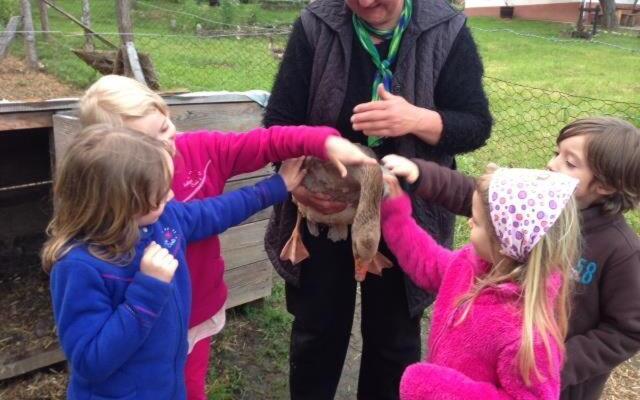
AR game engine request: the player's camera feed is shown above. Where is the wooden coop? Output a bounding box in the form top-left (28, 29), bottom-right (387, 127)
top-left (0, 93), bottom-right (274, 380)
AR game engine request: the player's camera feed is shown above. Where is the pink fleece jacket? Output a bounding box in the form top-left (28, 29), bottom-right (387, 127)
top-left (172, 125), bottom-right (337, 328)
top-left (381, 194), bottom-right (564, 400)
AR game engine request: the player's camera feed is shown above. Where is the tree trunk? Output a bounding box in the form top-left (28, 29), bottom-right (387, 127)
top-left (39, 0), bottom-right (50, 42)
top-left (116, 0), bottom-right (133, 45)
top-left (82, 0), bottom-right (94, 51)
top-left (0, 16), bottom-right (22, 61)
top-left (599, 0), bottom-right (618, 29)
top-left (20, 0), bottom-right (39, 70)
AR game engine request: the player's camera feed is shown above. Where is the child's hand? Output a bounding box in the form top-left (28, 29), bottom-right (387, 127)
top-left (381, 154), bottom-right (419, 184)
top-left (279, 157), bottom-right (307, 191)
top-left (325, 136), bottom-right (378, 178)
top-left (383, 174), bottom-right (405, 199)
top-left (141, 242), bottom-right (179, 283)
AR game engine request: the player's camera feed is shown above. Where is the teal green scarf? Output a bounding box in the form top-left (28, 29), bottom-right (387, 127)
top-left (352, 0), bottom-right (413, 147)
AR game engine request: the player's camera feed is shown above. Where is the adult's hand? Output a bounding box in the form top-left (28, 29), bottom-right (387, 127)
top-left (292, 185), bottom-right (347, 215)
top-left (351, 84), bottom-right (443, 145)
top-left (325, 135), bottom-right (378, 178)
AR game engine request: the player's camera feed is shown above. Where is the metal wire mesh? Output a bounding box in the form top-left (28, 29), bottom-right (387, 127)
top-left (4, 1), bottom-right (640, 178)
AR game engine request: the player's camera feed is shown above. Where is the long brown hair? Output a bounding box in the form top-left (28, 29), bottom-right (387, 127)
top-left (457, 167), bottom-right (581, 385)
top-left (42, 125), bottom-right (173, 272)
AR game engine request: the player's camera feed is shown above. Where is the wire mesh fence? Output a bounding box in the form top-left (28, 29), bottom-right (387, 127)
top-left (458, 77), bottom-right (640, 175)
top-left (1, 0), bottom-right (639, 176)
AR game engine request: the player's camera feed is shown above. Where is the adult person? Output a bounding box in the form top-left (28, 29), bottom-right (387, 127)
top-left (264, 0), bottom-right (492, 398)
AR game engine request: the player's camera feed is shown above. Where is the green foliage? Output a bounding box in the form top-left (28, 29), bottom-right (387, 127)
top-left (220, 0), bottom-right (238, 25)
top-left (0, 0), bottom-right (18, 26)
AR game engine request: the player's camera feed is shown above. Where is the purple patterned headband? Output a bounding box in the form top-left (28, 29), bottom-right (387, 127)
top-left (489, 168), bottom-right (578, 262)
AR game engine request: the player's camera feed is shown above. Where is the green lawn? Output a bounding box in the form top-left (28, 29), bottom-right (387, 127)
top-left (468, 17), bottom-right (640, 104)
top-left (27, 0), bottom-right (639, 280)
top-left (23, 1), bottom-right (640, 101)
top-left (8, 3), bottom-right (640, 396)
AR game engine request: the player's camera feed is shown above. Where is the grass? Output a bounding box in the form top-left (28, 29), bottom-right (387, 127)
top-left (25, 1), bottom-right (640, 99)
top-left (6, 3), bottom-right (640, 395)
top-left (207, 281), bottom-right (292, 399)
top-left (468, 17), bottom-right (640, 104)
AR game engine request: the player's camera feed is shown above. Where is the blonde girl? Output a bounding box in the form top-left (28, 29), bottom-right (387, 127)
top-left (381, 166), bottom-right (581, 399)
top-left (78, 75), bottom-right (375, 399)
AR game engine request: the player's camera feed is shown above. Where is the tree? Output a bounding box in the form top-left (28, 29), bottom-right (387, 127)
top-left (599, 0), bottom-right (618, 29)
top-left (82, 0), bottom-right (93, 51)
top-left (20, 0), bottom-right (38, 69)
top-left (39, 0), bottom-right (51, 42)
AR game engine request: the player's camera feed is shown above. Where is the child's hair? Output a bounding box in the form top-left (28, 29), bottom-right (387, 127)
top-left (42, 124), bottom-right (173, 272)
top-left (558, 116), bottom-right (640, 214)
top-left (79, 75), bottom-right (169, 127)
top-left (458, 166), bottom-right (581, 385)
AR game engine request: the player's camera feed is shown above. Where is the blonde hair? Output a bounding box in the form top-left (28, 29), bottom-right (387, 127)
top-left (42, 124), bottom-right (173, 272)
top-left (79, 75), bottom-right (169, 127)
top-left (457, 166), bottom-right (581, 385)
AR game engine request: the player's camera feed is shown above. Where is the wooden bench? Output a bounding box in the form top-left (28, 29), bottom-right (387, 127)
top-left (50, 94), bottom-right (275, 309)
top-left (0, 93), bottom-right (275, 380)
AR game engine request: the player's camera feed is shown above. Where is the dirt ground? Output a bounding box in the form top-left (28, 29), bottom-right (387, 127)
top-left (0, 274), bottom-right (638, 399)
top-left (0, 56), bottom-right (82, 102)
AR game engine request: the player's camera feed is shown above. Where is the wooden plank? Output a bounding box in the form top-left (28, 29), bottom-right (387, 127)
top-left (171, 102), bottom-right (264, 133)
top-left (0, 93), bottom-right (261, 114)
top-left (0, 112), bottom-right (51, 130)
top-left (0, 16), bottom-right (21, 61)
top-left (224, 259), bottom-right (272, 309)
top-left (46, 101), bottom-right (264, 134)
top-left (51, 113), bottom-right (80, 167)
top-left (223, 175), bottom-right (271, 192)
top-left (125, 41), bottom-right (145, 84)
top-left (223, 175), bottom-right (275, 224)
top-left (220, 219), bottom-right (269, 268)
top-left (227, 164), bottom-right (274, 183)
top-left (0, 347), bottom-right (65, 381)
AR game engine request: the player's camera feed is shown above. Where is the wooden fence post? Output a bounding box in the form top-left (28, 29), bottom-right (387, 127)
top-left (116, 0), bottom-right (133, 45)
top-left (39, 0), bottom-right (50, 42)
top-left (81, 0), bottom-right (94, 51)
top-left (20, 0), bottom-right (39, 70)
top-left (0, 16), bottom-right (22, 61)
top-left (125, 41), bottom-right (145, 84)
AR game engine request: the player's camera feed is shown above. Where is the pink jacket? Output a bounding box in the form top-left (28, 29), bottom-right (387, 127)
top-left (381, 194), bottom-right (563, 400)
top-left (172, 125), bottom-right (337, 328)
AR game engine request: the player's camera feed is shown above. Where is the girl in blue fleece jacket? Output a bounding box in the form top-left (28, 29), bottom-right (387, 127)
top-left (42, 125), bottom-right (303, 400)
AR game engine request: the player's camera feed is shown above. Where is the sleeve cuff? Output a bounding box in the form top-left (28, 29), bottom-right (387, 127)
top-left (408, 162), bottom-right (426, 195)
top-left (258, 174), bottom-right (289, 205)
